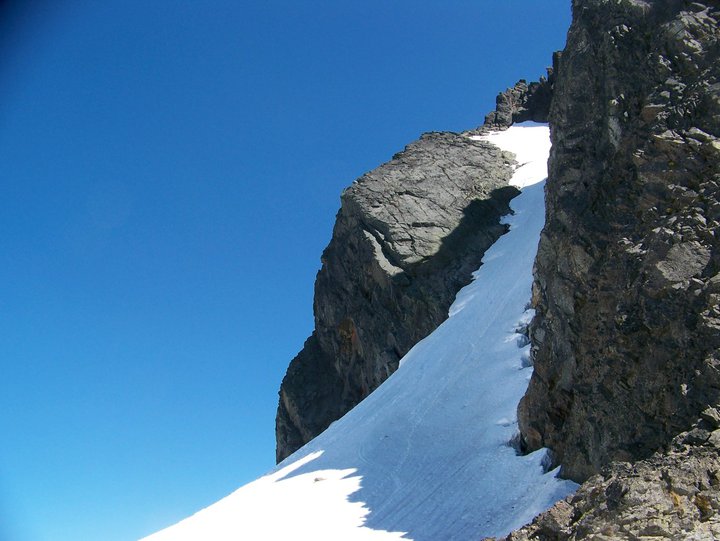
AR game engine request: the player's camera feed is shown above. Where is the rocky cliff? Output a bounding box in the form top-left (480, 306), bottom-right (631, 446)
top-left (493, 0), bottom-right (720, 538)
top-left (519, 0), bottom-right (720, 482)
top-left (276, 131), bottom-right (522, 461)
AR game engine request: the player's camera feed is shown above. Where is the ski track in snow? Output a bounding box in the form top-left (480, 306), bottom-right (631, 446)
top-left (141, 122), bottom-right (578, 541)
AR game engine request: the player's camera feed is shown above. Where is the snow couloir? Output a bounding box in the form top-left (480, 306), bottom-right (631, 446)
top-left (141, 122), bottom-right (577, 541)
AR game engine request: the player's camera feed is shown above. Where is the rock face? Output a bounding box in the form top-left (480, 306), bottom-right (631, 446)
top-left (519, 0), bottom-right (720, 482)
top-left (276, 131), bottom-right (521, 461)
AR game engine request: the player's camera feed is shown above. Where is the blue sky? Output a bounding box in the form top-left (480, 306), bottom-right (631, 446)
top-left (0, 1), bottom-right (570, 540)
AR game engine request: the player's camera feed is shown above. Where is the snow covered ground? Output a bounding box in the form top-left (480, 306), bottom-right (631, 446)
top-left (141, 122), bottom-right (577, 541)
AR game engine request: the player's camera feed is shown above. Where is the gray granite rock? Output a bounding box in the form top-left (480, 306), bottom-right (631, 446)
top-left (518, 0), bottom-right (720, 482)
top-left (276, 131), bottom-right (521, 461)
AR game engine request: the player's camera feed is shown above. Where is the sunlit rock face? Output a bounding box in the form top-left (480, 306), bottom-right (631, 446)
top-left (519, 0), bottom-right (720, 482)
top-left (276, 129), bottom-right (521, 461)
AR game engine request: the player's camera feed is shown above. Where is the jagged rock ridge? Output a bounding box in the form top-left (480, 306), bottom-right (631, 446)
top-left (276, 131), bottom-right (521, 461)
top-left (484, 67), bottom-right (556, 128)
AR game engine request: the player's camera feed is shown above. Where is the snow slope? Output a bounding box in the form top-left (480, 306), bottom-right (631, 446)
top-left (141, 123), bottom-right (577, 541)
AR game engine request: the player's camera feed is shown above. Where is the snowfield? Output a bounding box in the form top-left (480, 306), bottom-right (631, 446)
top-left (141, 122), bottom-right (578, 541)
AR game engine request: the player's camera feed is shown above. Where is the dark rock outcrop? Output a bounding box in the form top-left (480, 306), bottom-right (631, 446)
top-left (518, 0), bottom-right (720, 482)
top-left (487, 418), bottom-right (720, 541)
top-left (276, 131), bottom-right (521, 461)
top-left (484, 66), bottom-right (557, 128)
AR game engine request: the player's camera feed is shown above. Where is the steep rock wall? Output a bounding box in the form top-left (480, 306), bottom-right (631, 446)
top-left (276, 131), bottom-right (521, 461)
top-left (519, 0), bottom-right (720, 482)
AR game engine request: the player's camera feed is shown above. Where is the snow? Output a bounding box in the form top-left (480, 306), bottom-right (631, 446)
top-left (140, 451), bottom-right (406, 541)
top-left (140, 122), bottom-right (577, 541)
top-left (471, 121), bottom-right (551, 189)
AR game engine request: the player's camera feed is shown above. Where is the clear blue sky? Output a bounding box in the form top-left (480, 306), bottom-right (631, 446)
top-left (0, 1), bottom-right (571, 540)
